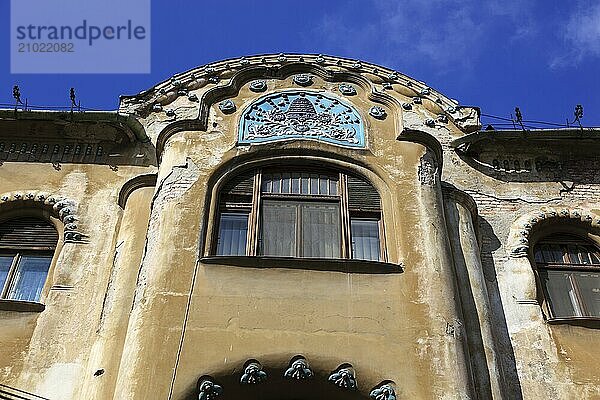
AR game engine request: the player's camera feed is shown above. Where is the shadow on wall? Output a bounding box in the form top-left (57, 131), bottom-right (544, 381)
top-left (456, 151), bottom-right (600, 185)
top-left (478, 216), bottom-right (523, 400)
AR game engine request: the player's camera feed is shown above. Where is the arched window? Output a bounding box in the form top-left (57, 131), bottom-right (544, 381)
top-left (214, 167), bottom-right (384, 261)
top-left (533, 233), bottom-right (600, 319)
top-left (0, 217), bottom-right (58, 303)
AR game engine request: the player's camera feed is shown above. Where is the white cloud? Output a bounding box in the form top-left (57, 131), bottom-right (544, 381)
top-left (551, 3), bottom-right (600, 68)
top-left (313, 0), bottom-right (538, 72)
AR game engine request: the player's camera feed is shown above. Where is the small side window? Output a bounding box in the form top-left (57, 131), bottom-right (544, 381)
top-left (0, 217), bottom-right (58, 303)
top-left (533, 233), bottom-right (600, 319)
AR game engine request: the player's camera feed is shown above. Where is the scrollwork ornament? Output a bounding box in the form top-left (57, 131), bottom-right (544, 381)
top-left (402, 103), bottom-right (412, 110)
top-left (369, 106), bottom-right (387, 120)
top-left (328, 366), bottom-right (357, 390)
top-left (240, 361), bottom-right (267, 384)
top-left (293, 74), bottom-right (313, 87)
top-left (370, 384), bottom-right (397, 400)
top-left (197, 379), bottom-right (223, 400)
top-left (339, 83), bottom-right (356, 96)
top-left (218, 99), bottom-right (236, 114)
top-left (284, 357), bottom-right (314, 380)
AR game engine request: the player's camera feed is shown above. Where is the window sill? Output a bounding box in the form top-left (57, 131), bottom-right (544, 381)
top-left (201, 256), bottom-right (403, 274)
top-left (547, 316), bottom-right (600, 328)
top-left (0, 299), bottom-right (45, 313)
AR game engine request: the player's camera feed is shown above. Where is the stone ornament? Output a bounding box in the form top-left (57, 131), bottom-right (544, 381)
top-left (339, 83), bottom-right (356, 96)
top-left (509, 207), bottom-right (600, 258)
top-left (369, 106), bottom-right (387, 120)
top-left (152, 103), bottom-right (162, 112)
top-left (0, 190), bottom-right (84, 242)
top-left (238, 91), bottom-right (365, 148)
top-left (425, 118), bottom-right (436, 127)
top-left (240, 361), bottom-right (267, 384)
top-left (419, 153), bottom-right (438, 186)
top-left (284, 357), bottom-right (314, 380)
top-left (293, 74), bottom-right (313, 86)
top-left (197, 378), bottom-right (223, 400)
top-left (382, 82), bottom-right (393, 90)
top-left (370, 384), bottom-right (397, 400)
top-left (249, 80), bottom-right (267, 92)
top-left (188, 93), bottom-right (198, 102)
top-left (413, 97), bottom-right (422, 104)
top-left (218, 99), bottom-right (236, 114)
top-left (420, 87), bottom-right (430, 95)
top-left (328, 366), bottom-right (357, 390)
top-left (165, 109), bottom-right (176, 117)
top-left (401, 103), bottom-right (412, 110)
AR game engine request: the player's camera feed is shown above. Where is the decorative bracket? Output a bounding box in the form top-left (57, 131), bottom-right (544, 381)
top-left (240, 360), bottom-right (267, 384)
top-left (284, 356), bottom-right (314, 380)
top-left (328, 365), bottom-right (357, 390)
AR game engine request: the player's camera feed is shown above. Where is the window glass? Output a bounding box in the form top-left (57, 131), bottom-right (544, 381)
top-left (574, 272), bottom-right (600, 317)
top-left (540, 270), bottom-right (578, 317)
top-left (216, 213), bottom-right (248, 256)
top-left (301, 202), bottom-right (341, 258)
top-left (535, 234), bottom-right (600, 319)
top-left (261, 201), bottom-right (297, 257)
top-left (7, 254), bottom-right (52, 302)
top-left (0, 255), bottom-right (13, 293)
top-left (351, 219), bottom-right (381, 261)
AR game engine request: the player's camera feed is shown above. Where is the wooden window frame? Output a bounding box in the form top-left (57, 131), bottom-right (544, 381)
top-left (213, 167), bottom-right (386, 261)
top-left (0, 216), bottom-right (58, 308)
top-left (533, 234), bottom-right (600, 320)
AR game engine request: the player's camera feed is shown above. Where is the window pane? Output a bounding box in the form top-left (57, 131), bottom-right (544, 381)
top-left (573, 272), bottom-right (600, 317)
top-left (291, 177), bottom-right (300, 194)
top-left (216, 213), bottom-right (248, 256)
top-left (301, 202), bottom-right (341, 258)
top-left (261, 201), bottom-right (297, 257)
top-left (7, 255), bottom-right (52, 302)
top-left (310, 174), bottom-right (319, 194)
top-left (0, 255), bottom-right (14, 293)
top-left (351, 218), bottom-right (381, 261)
top-left (281, 173), bottom-right (290, 193)
top-left (540, 270), bottom-right (579, 318)
top-left (301, 174), bottom-right (309, 194)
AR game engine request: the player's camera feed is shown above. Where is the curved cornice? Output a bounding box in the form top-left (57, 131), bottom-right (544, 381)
top-left (397, 128), bottom-right (444, 170)
top-left (0, 190), bottom-right (85, 242)
top-left (155, 63), bottom-right (411, 162)
top-left (118, 174), bottom-right (158, 209)
top-left (120, 53), bottom-right (459, 115)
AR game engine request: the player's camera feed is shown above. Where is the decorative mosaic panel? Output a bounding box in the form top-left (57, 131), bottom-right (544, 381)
top-left (238, 91), bottom-right (365, 148)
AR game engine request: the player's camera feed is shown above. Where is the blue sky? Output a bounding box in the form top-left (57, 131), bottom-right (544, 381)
top-left (2, 0), bottom-right (600, 127)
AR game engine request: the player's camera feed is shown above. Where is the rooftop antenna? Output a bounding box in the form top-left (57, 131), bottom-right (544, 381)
top-left (12, 85), bottom-right (27, 113)
top-left (70, 87), bottom-right (80, 113)
top-left (572, 104), bottom-right (583, 130)
top-left (514, 107), bottom-right (525, 131)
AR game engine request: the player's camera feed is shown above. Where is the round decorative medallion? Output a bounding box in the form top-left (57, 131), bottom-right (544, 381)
top-left (369, 106), bottom-right (387, 120)
top-left (293, 74), bottom-right (313, 86)
top-left (219, 99), bottom-right (236, 114)
top-left (249, 80), bottom-right (267, 92)
top-left (339, 83), bottom-right (356, 96)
